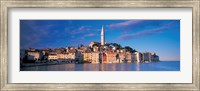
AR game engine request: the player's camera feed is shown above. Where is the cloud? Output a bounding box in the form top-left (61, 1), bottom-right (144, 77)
top-left (66, 26), bottom-right (93, 35)
top-left (85, 33), bottom-right (95, 37)
top-left (107, 20), bottom-right (143, 29)
top-left (119, 22), bottom-right (174, 40)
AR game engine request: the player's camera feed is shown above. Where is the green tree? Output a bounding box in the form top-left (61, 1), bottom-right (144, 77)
top-left (92, 44), bottom-right (99, 48)
top-left (89, 47), bottom-right (93, 51)
top-left (112, 43), bottom-right (122, 50)
top-left (124, 46), bottom-right (137, 53)
top-left (104, 43), bottom-right (110, 47)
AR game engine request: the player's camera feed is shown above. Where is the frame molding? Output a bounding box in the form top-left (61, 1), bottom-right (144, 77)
top-left (0, 0), bottom-right (199, 90)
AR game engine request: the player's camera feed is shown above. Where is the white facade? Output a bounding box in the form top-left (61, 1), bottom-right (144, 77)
top-left (134, 52), bottom-right (143, 63)
top-left (101, 25), bottom-right (105, 45)
top-left (27, 51), bottom-right (42, 61)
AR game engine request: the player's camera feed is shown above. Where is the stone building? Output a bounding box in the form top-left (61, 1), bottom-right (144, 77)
top-left (126, 52), bottom-right (135, 63)
top-left (27, 50), bottom-right (43, 61)
top-left (48, 54), bottom-right (57, 61)
top-left (83, 52), bottom-right (100, 63)
top-left (106, 52), bottom-right (117, 63)
top-left (134, 52), bottom-right (143, 63)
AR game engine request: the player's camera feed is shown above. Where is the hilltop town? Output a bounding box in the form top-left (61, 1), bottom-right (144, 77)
top-left (20, 26), bottom-right (159, 65)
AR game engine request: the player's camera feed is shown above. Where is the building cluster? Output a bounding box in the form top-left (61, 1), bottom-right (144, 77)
top-left (20, 47), bottom-right (83, 63)
top-left (20, 25), bottom-right (159, 64)
top-left (20, 42), bottom-right (159, 64)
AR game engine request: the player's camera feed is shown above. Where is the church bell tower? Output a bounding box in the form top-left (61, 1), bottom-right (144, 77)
top-left (101, 25), bottom-right (105, 45)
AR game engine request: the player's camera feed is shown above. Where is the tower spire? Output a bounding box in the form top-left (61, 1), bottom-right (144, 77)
top-left (101, 25), bottom-right (105, 45)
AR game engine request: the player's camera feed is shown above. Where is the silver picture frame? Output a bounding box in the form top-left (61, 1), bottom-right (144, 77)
top-left (0, 0), bottom-right (199, 90)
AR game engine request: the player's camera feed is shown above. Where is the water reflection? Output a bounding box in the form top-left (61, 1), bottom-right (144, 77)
top-left (110, 64), bottom-right (116, 71)
top-left (136, 63), bottom-right (140, 71)
top-left (20, 61), bottom-right (180, 71)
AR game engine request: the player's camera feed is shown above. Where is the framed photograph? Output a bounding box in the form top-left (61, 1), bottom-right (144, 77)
top-left (1, 0), bottom-right (199, 90)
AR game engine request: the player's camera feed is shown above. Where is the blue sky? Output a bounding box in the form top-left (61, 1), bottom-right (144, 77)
top-left (20, 20), bottom-right (180, 61)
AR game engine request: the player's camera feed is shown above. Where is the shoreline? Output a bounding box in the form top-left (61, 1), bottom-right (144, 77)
top-left (19, 61), bottom-right (175, 68)
top-left (20, 62), bottom-right (69, 67)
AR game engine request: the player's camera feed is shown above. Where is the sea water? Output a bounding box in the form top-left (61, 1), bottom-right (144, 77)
top-left (20, 61), bottom-right (180, 71)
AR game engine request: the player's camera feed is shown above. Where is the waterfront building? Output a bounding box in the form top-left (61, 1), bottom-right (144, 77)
top-left (83, 52), bottom-right (91, 63)
top-left (65, 53), bottom-right (76, 60)
top-left (84, 52), bottom-right (92, 63)
top-left (48, 54), bottom-right (57, 61)
top-left (41, 51), bottom-right (49, 60)
top-left (142, 52), bottom-right (152, 62)
top-left (83, 52), bottom-right (100, 63)
top-left (106, 52), bottom-right (117, 63)
top-left (27, 50), bottom-right (43, 61)
top-left (75, 52), bottom-right (83, 63)
top-left (126, 52), bottom-right (135, 63)
top-left (55, 51), bottom-right (83, 63)
top-left (134, 52), bottom-right (143, 63)
top-left (142, 52), bottom-right (160, 62)
top-left (119, 52), bottom-right (127, 63)
top-left (56, 53), bottom-right (65, 60)
top-left (151, 52), bottom-right (159, 62)
top-left (91, 52), bottom-right (100, 63)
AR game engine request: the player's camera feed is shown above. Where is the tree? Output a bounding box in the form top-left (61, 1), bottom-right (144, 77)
top-left (89, 47), bottom-right (93, 51)
top-left (132, 49), bottom-right (137, 53)
top-left (111, 43), bottom-right (122, 50)
top-left (92, 44), bottom-right (99, 48)
top-left (104, 43), bottom-right (110, 47)
top-left (124, 46), bottom-right (137, 53)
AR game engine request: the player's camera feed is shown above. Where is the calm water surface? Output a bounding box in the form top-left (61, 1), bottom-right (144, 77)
top-left (20, 61), bottom-right (180, 71)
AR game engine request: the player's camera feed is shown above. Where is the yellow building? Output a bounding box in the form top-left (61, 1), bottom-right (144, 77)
top-left (83, 52), bottom-right (100, 63)
top-left (91, 52), bottom-right (100, 63)
top-left (48, 54), bottom-right (57, 61)
top-left (83, 52), bottom-right (92, 63)
top-left (56, 54), bottom-right (65, 59)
